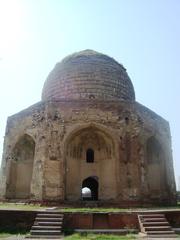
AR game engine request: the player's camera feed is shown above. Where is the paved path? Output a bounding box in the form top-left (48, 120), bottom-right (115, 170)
top-left (4, 236), bottom-right (64, 240)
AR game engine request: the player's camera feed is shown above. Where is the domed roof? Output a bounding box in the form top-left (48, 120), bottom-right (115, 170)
top-left (42, 50), bottom-right (135, 101)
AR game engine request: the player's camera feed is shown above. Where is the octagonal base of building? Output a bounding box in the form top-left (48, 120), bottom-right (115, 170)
top-left (0, 100), bottom-right (176, 206)
top-left (0, 50), bottom-right (177, 206)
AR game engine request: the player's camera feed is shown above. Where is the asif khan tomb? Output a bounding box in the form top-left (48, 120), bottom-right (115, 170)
top-left (0, 50), bottom-right (176, 205)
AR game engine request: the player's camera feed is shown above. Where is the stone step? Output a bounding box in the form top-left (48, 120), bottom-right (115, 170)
top-left (143, 221), bottom-right (169, 226)
top-left (37, 213), bottom-right (63, 218)
top-left (144, 226), bottom-right (171, 231)
top-left (30, 211), bottom-right (64, 238)
top-left (35, 221), bottom-right (62, 226)
top-left (36, 213), bottom-right (64, 218)
top-left (30, 230), bottom-right (62, 235)
top-left (138, 213), bottom-right (176, 238)
top-left (146, 230), bottom-right (175, 235)
top-left (147, 234), bottom-right (177, 238)
top-left (32, 225), bottom-right (62, 230)
top-left (139, 214), bottom-right (165, 218)
top-left (35, 217), bottom-right (63, 222)
top-left (39, 210), bottom-right (62, 213)
top-left (143, 218), bottom-right (167, 222)
top-left (27, 235), bottom-right (62, 239)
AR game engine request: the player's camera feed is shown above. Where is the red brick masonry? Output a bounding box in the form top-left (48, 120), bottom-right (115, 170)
top-left (0, 210), bottom-right (179, 231)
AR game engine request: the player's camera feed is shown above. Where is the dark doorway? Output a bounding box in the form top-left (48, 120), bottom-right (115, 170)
top-left (82, 177), bottom-right (98, 201)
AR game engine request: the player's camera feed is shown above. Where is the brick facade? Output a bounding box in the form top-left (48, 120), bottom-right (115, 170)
top-left (0, 50), bottom-right (176, 205)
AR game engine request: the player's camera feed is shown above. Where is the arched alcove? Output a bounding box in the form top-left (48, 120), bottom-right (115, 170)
top-left (6, 134), bottom-right (35, 199)
top-left (147, 137), bottom-right (162, 164)
top-left (146, 136), bottom-right (166, 195)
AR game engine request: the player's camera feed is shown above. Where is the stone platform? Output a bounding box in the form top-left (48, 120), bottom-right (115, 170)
top-left (0, 208), bottom-right (179, 233)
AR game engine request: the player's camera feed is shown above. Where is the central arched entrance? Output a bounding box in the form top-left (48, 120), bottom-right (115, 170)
top-left (65, 125), bottom-right (116, 201)
top-left (82, 177), bottom-right (98, 201)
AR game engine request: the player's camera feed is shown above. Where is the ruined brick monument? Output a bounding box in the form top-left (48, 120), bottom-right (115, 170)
top-left (0, 50), bottom-right (176, 205)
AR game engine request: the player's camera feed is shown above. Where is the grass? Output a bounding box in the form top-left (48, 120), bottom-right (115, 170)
top-left (0, 233), bottom-right (12, 238)
top-left (0, 202), bottom-right (179, 212)
top-left (0, 202), bottom-right (45, 211)
top-left (61, 208), bottom-right (129, 213)
top-left (0, 233), bottom-right (137, 239)
top-left (0, 221), bottom-right (29, 238)
top-left (0, 229), bottom-right (28, 239)
top-left (0, 233), bottom-right (25, 239)
top-left (65, 233), bottom-right (136, 240)
top-left (60, 205), bottom-right (180, 213)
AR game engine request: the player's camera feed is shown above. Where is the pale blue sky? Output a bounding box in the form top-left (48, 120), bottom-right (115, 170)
top-left (0, 0), bottom-right (180, 188)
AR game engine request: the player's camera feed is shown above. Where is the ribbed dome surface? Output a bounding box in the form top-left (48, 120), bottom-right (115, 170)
top-left (42, 50), bottom-right (135, 101)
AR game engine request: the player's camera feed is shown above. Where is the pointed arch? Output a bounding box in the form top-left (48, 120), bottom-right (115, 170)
top-left (147, 136), bottom-right (162, 164)
top-left (146, 136), bottom-right (166, 195)
top-left (6, 134), bottom-right (35, 199)
top-left (64, 124), bottom-right (117, 201)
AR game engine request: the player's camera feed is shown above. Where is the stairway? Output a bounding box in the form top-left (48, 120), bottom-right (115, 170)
top-left (30, 211), bottom-right (63, 239)
top-left (138, 213), bottom-right (177, 238)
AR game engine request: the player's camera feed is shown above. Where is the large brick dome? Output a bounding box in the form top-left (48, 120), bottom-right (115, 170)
top-left (42, 50), bottom-right (135, 101)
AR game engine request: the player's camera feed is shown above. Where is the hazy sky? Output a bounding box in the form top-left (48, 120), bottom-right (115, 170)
top-left (0, 0), bottom-right (179, 188)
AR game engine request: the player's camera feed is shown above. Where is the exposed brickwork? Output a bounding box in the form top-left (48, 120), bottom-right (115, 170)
top-left (42, 50), bottom-right (135, 101)
top-left (0, 99), bottom-right (176, 204)
top-left (0, 50), bottom-right (176, 205)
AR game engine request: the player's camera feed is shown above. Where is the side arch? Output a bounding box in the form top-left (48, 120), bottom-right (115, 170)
top-left (146, 136), bottom-right (167, 197)
top-left (6, 134), bottom-right (35, 199)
